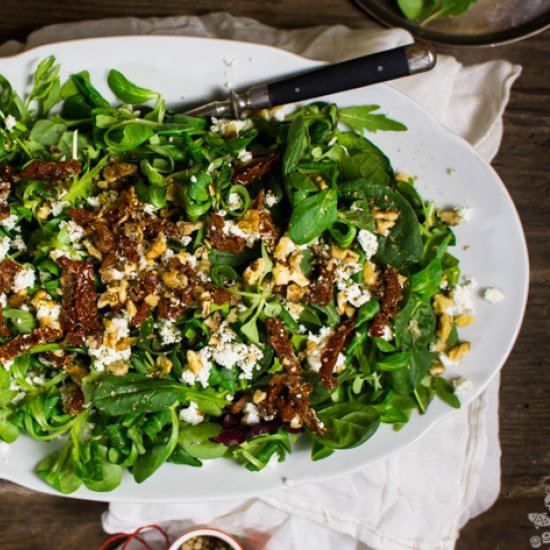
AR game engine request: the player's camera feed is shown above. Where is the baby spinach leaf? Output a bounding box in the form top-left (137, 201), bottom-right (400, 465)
top-left (0, 408), bottom-right (19, 442)
top-left (70, 73), bottom-right (109, 109)
top-left (433, 376), bottom-right (460, 409)
top-left (339, 105), bottom-right (407, 133)
top-left (92, 374), bottom-right (184, 415)
top-left (283, 116), bottom-right (307, 176)
top-left (374, 351), bottom-right (410, 372)
top-left (133, 407), bottom-right (179, 483)
top-left (313, 402), bottom-right (380, 449)
top-left (357, 184), bottom-right (423, 269)
top-left (397, 0), bottom-right (437, 19)
top-left (411, 258), bottom-right (443, 300)
top-left (340, 153), bottom-right (391, 188)
top-left (2, 308), bottom-right (37, 334)
top-left (104, 121), bottom-right (155, 152)
top-left (288, 188), bottom-right (337, 244)
top-left (394, 297), bottom-right (437, 351)
top-left (83, 443), bottom-right (123, 492)
top-left (36, 442), bottom-right (82, 494)
top-left (107, 69), bottom-right (160, 104)
top-left (29, 120), bottom-right (67, 147)
top-left (179, 422), bottom-right (227, 459)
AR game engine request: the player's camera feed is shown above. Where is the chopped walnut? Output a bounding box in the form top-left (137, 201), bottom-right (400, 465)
top-left (447, 342), bottom-right (470, 362)
top-left (373, 209), bottom-right (399, 236)
top-left (243, 258), bottom-right (266, 286)
top-left (187, 350), bottom-right (203, 374)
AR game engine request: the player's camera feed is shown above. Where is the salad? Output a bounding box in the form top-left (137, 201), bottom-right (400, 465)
top-left (395, 0), bottom-right (479, 25)
top-left (0, 57), bottom-right (473, 494)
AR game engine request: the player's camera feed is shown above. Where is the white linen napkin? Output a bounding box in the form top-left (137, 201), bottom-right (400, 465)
top-left (0, 13), bottom-right (521, 550)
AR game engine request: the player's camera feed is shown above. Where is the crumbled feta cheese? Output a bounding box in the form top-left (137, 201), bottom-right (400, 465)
top-left (357, 229), bottom-right (379, 260)
top-left (227, 192), bottom-right (244, 210)
top-left (36, 301), bottom-right (61, 326)
top-left (107, 268), bottom-right (125, 281)
top-left (0, 293), bottom-right (6, 307)
top-left (223, 56), bottom-right (238, 67)
top-left (49, 249), bottom-right (67, 261)
top-left (13, 267), bottom-right (36, 292)
top-left (455, 207), bottom-right (472, 222)
top-left (179, 401), bottom-right (204, 425)
top-left (483, 287), bottom-right (505, 304)
top-left (344, 283), bottom-right (371, 308)
top-left (438, 352), bottom-right (460, 368)
top-left (305, 326), bottom-right (332, 372)
top-left (25, 374), bottom-right (46, 386)
top-left (88, 344), bottom-right (131, 372)
top-left (223, 218), bottom-right (259, 245)
top-left (180, 236), bottom-right (192, 247)
top-left (452, 376), bottom-right (473, 393)
top-left (108, 314), bottom-right (130, 340)
top-left (0, 214), bottom-right (18, 231)
top-left (1, 358), bottom-right (13, 371)
top-left (4, 114), bottom-right (17, 130)
top-left (0, 236), bottom-right (10, 261)
top-left (237, 149), bottom-right (253, 162)
top-left (86, 196), bottom-right (101, 208)
top-left (210, 117), bottom-right (253, 137)
top-left (265, 191), bottom-right (279, 208)
top-left (143, 203), bottom-right (160, 215)
top-left (11, 234), bottom-right (26, 251)
top-left (334, 352), bottom-right (346, 372)
top-left (182, 320), bottom-right (264, 386)
top-left (50, 200), bottom-right (70, 217)
top-left (380, 325), bottom-right (394, 342)
top-left (159, 319), bottom-right (182, 345)
top-left (59, 220), bottom-right (85, 244)
top-left (446, 284), bottom-right (474, 316)
top-left (242, 402), bottom-right (261, 425)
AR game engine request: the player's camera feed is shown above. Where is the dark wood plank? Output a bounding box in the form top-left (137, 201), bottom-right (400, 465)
top-left (0, 3), bottom-right (548, 549)
top-left (0, 480), bottom-right (107, 549)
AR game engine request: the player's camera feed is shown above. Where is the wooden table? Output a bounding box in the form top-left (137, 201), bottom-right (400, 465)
top-left (0, 2), bottom-right (548, 548)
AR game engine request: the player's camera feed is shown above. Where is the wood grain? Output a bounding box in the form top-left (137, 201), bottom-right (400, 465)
top-left (0, 3), bottom-right (548, 549)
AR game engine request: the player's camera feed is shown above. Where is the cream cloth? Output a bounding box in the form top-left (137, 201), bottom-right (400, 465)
top-left (0, 13), bottom-right (521, 550)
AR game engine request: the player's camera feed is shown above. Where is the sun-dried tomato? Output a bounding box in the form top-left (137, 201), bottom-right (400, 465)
top-left (68, 207), bottom-right (96, 228)
top-left (208, 213), bottom-right (246, 254)
top-left (266, 317), bottom-right (301, 374)
top-left (370, 267), bottom-right (403, 336)
top-left (232, 153), bottom-right (279, 186)
top-left (0, 259), bottom-right (21, 293)
top-left (0, 166), bottom-right (17, 221)
top-left (0, 327), bottom-right (63, 363)
top-left (58, 257), bottom-right (101, 345)
top-left (20, 160), bottom-right (81, 181)
top-left (319, 318), bottom-right (355, 389)
top-left (304, 259), bottom-right (335, 307)
top-left (89, 222), bottom-right (116, 254)
top-left (64, 385), bottom-right (85, 415)
top-left (125, 273), bottom-right (160, 327)
top-left (264, 318), bottom-right (325, 434)
top-left (252, 190), bottom-right (279, 249)
top-left (0, 164), bottom-right (19, 184)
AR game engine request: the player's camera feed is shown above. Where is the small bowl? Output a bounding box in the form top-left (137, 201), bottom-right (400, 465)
top-left (168, 527), bottom-right (244, 550)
